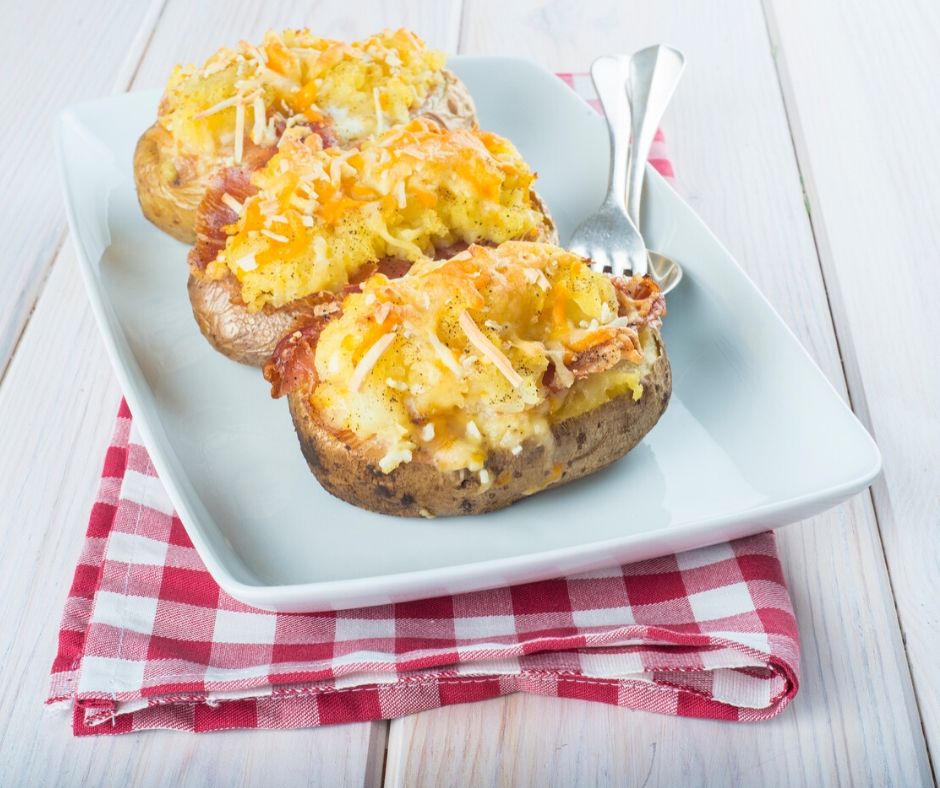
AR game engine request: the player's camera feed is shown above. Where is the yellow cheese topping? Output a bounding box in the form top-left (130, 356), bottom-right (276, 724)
top-left (158, 28), bottom-right (447, 156)
top-left (310, 242), bottom-right (660, 475)
top-left (206, 119), bottom-right (546, 310)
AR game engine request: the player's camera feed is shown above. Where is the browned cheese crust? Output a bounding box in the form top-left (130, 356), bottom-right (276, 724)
top-left (286, 330), bottom-right (671, 517)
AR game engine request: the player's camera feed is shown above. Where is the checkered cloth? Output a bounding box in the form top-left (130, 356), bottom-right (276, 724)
top-left (48, 76), bottom-right (800, 735)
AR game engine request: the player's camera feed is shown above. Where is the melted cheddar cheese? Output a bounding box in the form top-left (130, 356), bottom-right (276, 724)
top-left (206, 119), bottom-right (546, 310)
top-left (158, 29), bottom-right (447, 160)
top-left (310, 242), bottom-right (661, 475)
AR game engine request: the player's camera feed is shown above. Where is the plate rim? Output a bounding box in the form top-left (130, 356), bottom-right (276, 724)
top-left (57, 55), bottom-right (881, 611)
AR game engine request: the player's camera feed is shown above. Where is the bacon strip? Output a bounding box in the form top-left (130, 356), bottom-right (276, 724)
top-left (307, 120), bottom-right (339, 150)
top-left (542, 363), bottom-right (563, 393)
top-left (611, 275), bottom-right (666, 326)
top-left (543, 275), bottom-right (658, 394)
top-left (348, 256), bottom-right (415, 286)
top-left (189, 160), bottom-right (263, 271)
top-left (567, 327), bottom-right (643, 379)
top-left (432, 240), bottom-right (471, 259)
top-left (263, 316), bottom-right (335, 398)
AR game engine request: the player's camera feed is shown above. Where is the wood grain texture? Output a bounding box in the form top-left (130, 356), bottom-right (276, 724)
top-left (385, 1), bottom-right (933, 784)
top-left (1, 0), bottom-right (935, 784)
top-left (0, 1), bottom-right (459, 784)
top-left (764, 0), bottom-right (940, 766)
top-left (0, 0), bottom-right (163, 381)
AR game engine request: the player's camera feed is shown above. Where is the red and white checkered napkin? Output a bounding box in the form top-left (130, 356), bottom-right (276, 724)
top-left (47, 76), bottom-right (799, 735)
top-left (47, 404), bottom-right (799, 735)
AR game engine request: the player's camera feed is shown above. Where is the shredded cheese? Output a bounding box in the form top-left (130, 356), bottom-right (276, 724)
top-left (426, 330), bottom-right (462, 376)
top-left (373, 87), bottom-right (385, 133)
top-left (378, 447), bottom-right (412, 473)
top-left (374, 302), bottom-right (392, 325)
top-left (458, 311), bottom-right (523, 388)
top-left (221, 193), bottom-right (243, 215)
top-left (545, 347), bottom-right (575, 389)
top-left (466, 420), bottom-right (482, 441)
top-left (260, 229), bottom-right (289, 243)
top-left (233, 101), bottom-right (245, 164)
top-left (251, 94), bottom-right (267, 144)
top-left (193, 95), bottom-right (241, 119)
top-left (349, 332), bottom-right (396, 392)
top-left (242, 41), bottom-right (267, 66)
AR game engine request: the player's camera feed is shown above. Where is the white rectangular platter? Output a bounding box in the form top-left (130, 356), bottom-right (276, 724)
top-left (58, 57), bottom-right (880, 611)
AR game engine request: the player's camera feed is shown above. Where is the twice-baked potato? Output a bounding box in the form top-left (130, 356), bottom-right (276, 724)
top-left (134, 28), bottom-right (477, 243)
top-left (264, 241), bottom-right (670, 517)
top-left (188, 118), bottom-right (557, 366)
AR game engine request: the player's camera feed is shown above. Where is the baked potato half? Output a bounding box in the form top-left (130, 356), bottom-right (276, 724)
top-left (188, 119), bottom-right (557, 366)
top-left (134, 29), bottom-right (477, 243)
top-left (265, 241), bottom-right (670, 517)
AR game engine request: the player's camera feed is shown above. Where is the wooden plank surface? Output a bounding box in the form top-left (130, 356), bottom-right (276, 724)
top-left (0, 0), bottom-right (163, 379)
top-left (386, 1), bottom-right (932, 784)
top-left (764, 0), bottom-right (940, 763)
top-left (0, 0), bottom-right (934, 784)
top-left (0, 1), bottom-right (459, 784)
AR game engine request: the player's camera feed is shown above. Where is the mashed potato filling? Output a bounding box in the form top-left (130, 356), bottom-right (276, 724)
top-left (158, 28), bottom-right (447, 156)
top-left (206, 120), bottom-right (546, 310)
top-left (309, 242), bottom-right (663, 475)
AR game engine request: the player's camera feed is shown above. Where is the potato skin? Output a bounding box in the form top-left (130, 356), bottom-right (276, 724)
top-left (188, 274), bottom-right (313, 367)
top-left (286, 331), bottom-right (671, 517)
top-left (529, 192), bottom-right (558, 246)
top-left (134, 69), bottom-right (477, 243)
top-left (134, 124), bottom-right (205, 244)
top-left (419, 68), bottom-right (478, 129)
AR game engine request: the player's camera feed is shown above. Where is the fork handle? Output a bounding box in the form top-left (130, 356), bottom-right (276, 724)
top-left (591, 56), bottom-right (632, 214)
top-left (625, 45), bottom-right (685, 227)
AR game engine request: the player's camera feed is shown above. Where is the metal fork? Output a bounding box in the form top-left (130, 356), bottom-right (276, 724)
top-left (568, 55), bottom-right (647, 278)
top-left (625, 45), bottom-right (685, 294)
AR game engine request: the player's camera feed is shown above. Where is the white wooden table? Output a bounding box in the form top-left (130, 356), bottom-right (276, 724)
top-left (1, 1), bottom-right (937, 784)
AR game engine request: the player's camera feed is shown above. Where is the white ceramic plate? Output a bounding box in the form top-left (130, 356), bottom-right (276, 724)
top-left (58, 57), bottom-right (880, 612)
